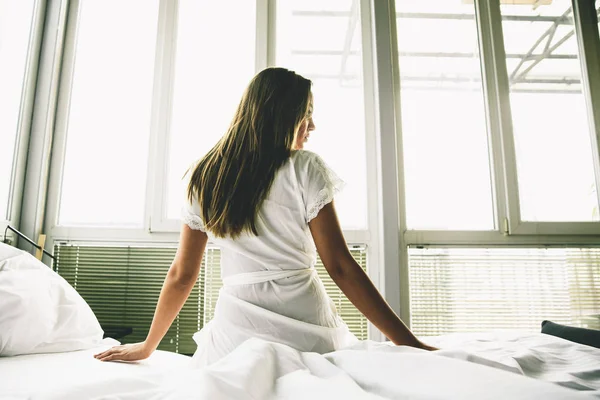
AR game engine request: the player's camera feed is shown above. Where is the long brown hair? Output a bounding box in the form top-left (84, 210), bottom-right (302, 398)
top-left (187, 67), bottom-right (312, 238)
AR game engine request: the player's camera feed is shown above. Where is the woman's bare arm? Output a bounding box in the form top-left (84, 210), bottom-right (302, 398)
top-left (95, 224), bottom-right (208, 361)
top-left (144, 224), bottom-right (208, 350)
top-left (309, 201), bottom-right (431, 349)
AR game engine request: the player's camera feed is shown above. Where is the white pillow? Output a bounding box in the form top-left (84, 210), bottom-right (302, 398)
top-left (0, 242), bottom-right (104, 356)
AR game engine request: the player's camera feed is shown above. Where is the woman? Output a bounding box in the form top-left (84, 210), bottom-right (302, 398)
top-left (94, 67), bottom-right (435, 365)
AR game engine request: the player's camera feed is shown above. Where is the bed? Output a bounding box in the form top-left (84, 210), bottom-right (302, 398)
top-left (1, 332), bottom-right (598, 399)
top-left (1, 242), bottom-right (599, 399)
top-left (0, 341), bottom-right (191, 399)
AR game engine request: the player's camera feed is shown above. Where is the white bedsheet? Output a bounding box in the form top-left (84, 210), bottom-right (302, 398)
top-left (155, 336), bottom-right (598, 400)
top-left (0, 339), bottom-right (191, 400)
top-left (1, 333), bottom-right (598, 399)
top-left (426, 331), bottom-right (600, 393)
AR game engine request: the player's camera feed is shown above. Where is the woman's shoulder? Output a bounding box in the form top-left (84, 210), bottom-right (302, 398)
top-left (290, 150), bottom-right (325, 169)
top-left (290, 150), bottom-right (343, 189)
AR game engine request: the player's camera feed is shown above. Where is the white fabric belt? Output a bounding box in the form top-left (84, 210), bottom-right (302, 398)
top-left (222, 268), bottom-right (315, 286)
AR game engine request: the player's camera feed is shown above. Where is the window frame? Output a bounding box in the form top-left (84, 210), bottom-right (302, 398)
top-left (394, 0), bottom-right (600, 241)
top-left (359, 0), bottom-right (404, 333)
top-left (146, 0), bottom-right (179, 234)
top-left (45, 0), bottom-right (166, 236)
top-left (0, 0), bottom-right (45, 239)
top-left (44, 0), bottom-right (82, 238)
top-left (486, 0), bottom-right (600, 236)
top-left (574, 0), bottom-right (600, 223)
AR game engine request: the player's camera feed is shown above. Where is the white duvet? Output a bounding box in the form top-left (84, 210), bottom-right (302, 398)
top-left (1, 332), bottom-right (598, 399)
top-left (427, 331), bottom-right (600, 393)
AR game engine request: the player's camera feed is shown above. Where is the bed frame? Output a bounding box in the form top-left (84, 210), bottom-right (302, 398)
top-left (3, 225), bottom-right (55, 261)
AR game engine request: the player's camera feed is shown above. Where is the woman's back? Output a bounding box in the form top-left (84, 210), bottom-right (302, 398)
top-left (183, 150), bottom-right (344, 327)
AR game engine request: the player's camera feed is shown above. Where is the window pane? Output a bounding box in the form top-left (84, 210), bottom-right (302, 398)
top-left (166, 0), bottom-right (256, 220)
top-left (0, 0), bottom-right (35, 220)
top-left (58, 1), bottom-right (159, 227)
top-left (397, 1), bottom-right (495, 230)
top-left (501, 0), bottom-right (600, 222)
top-left (410, 247), bottom-right (600, 336)
top-left (276, 0), bottom-right (368, 230)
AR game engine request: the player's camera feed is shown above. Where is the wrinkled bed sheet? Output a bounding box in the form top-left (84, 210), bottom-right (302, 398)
top-left (427, 331), bottom-right (600, 393)
top-left (0, 333), bottom-right (598, 399)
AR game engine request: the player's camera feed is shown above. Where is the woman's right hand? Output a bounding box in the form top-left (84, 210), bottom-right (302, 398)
top-left (94, 341), bottom-right (154, 362)
top-left (418, 342), bottom-right (439, 351)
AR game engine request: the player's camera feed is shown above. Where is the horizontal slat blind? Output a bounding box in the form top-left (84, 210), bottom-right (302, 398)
top-left (203, 246), bottom-right (369, 340)
top-left (317, 246), bottom-right (369, 340)
top-left (53, 244), bottom-right (203, 355)
top-left (409, 247), bottom-right (600, 336)
top-left (54, 243), bottom-right (369, 355)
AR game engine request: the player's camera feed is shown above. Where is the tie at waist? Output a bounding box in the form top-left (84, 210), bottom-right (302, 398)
top-left (222, 268), bottom-right (315, 286)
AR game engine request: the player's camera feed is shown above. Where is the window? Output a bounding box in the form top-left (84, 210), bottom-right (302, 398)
top-left (54, 1), bottom-right (373, 233)
top-left (58, 0), bottom-right (159, 227)
top-left (409, 247), bottom-right (600, 336)
top-left (400, 0), bottom-right (600, 333)
top-left (45, 0), bottom-right (600, 342)
top-left (397, 0), bottom-right (495, 231)
top-left (48, 2), bottom-right (375, 346)
top-left (0, 0), bottom-right (36, 220)
top-left (501, 0), bottom-right (599, 222)
top-left (276, 0), bottom-right (369, 230)
top-left (165, 0), bottom-right (256, 220)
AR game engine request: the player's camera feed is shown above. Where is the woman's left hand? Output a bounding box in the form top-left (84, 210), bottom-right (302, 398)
top-left (94, 341), bottom-right (154, 362)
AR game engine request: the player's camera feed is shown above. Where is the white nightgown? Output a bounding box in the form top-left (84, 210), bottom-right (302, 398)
top-left (181, 150), bottom-right (359, 367)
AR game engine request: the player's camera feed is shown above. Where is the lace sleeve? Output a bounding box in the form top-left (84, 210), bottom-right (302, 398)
top-left (305, 154), bottom-right (345, 223)
top-left (181, 204), bottom-right (206, 232)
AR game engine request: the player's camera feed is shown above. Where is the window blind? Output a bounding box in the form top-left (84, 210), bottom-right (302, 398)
top-left (53, 244), bottom-right (201, 354)
top-left (319, 246), bottom-right (369, 340)
top-left (54, 243), bottom-right (369, 355)
top-left (409, 247), bottom-right (600, 336)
